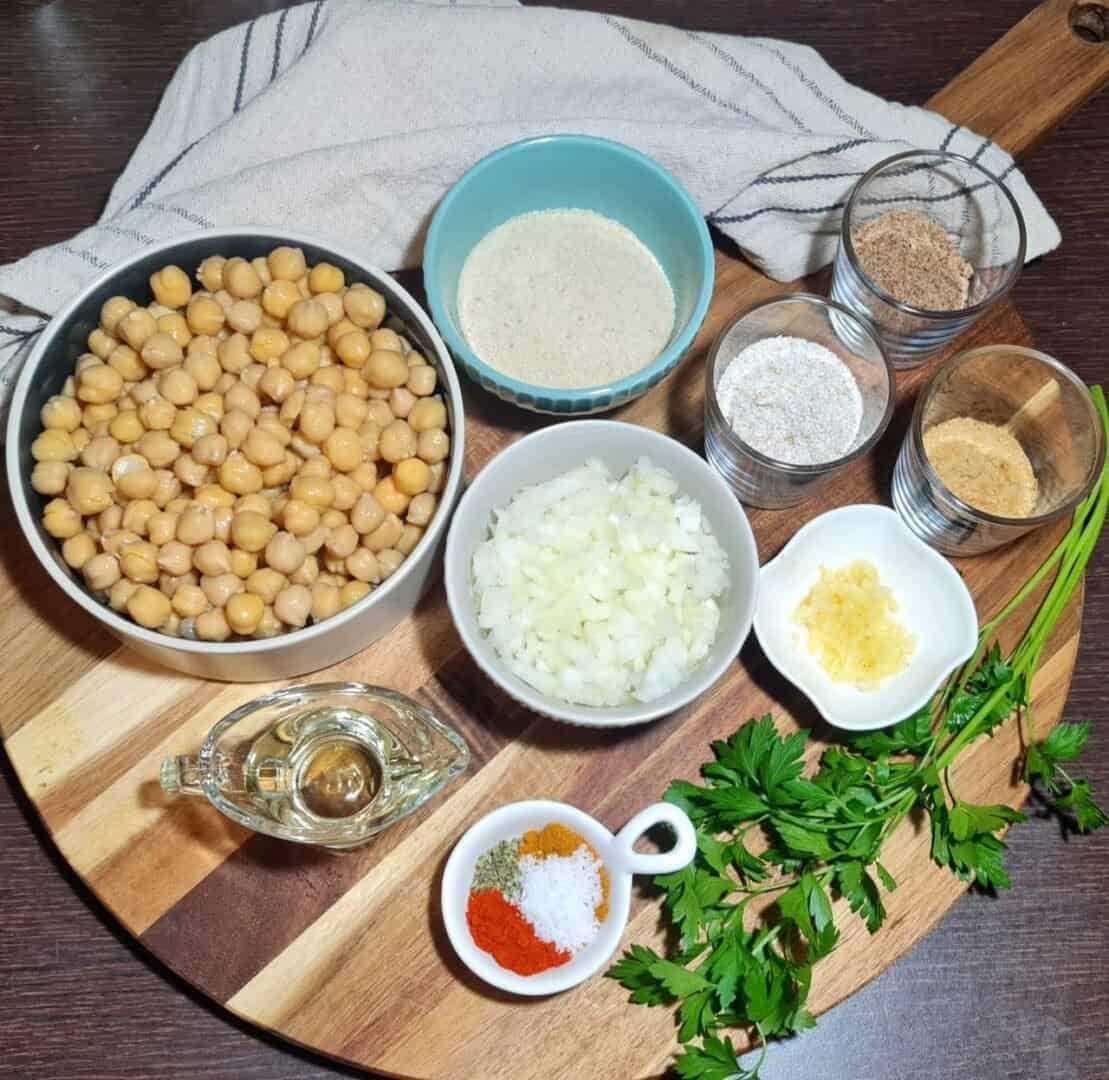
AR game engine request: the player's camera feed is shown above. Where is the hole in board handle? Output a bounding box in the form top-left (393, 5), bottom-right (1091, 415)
top-left (1070, 2), bottom-right (1109, 42)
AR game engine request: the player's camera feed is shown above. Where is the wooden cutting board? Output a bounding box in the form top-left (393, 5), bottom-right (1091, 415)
top-left (2, 2), bottom-right (1108, 1078)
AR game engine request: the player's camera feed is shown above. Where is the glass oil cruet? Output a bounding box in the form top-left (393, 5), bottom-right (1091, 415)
top-left (160, 683), bottom-right (470, 849)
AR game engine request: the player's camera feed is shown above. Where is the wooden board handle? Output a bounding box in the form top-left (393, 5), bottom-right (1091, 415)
top-left (927, 0), bottom-right (1109, 155)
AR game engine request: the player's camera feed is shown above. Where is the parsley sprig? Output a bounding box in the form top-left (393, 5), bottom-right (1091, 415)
top-left (608, 387), bottom-right (1109, 1080)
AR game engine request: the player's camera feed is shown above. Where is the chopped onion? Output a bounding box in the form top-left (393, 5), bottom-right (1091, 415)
top-left (471, 457), bottom-right (729, 707)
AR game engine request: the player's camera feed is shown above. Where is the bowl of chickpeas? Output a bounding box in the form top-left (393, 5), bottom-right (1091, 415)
top-left (7, 229), bottom-right (464, 681)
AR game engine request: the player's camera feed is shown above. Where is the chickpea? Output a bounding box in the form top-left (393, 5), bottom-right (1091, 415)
top-left (216, 257), bottom-right (260, 300)
top-left (224, 299), bottom-right (261, 336)
top-left (310, 581), bottom-right (341, 622)
top-left (192, 432), bottom-right (229, 467)
top-left (149, 265), bottom-right (192, 309)
top-left (290, 552), bottom-right (320, 585)
top-left (157, 540), bottom-right (193, 577)
top-left (100, 296), bottom-right (136, 335)
top-left (211, 288), bottom-right (235, 315)
top-left (365, 512), bottom-right (404, 553)
top-left (248, 326), bottom-right (289, 364)
top-left (117, 308), bottom-right (158, 351)
top-left (227, 510), bottom-right (274, 554)
top-left (393, 457), bottom-right (430, 496)
top-left (365, 350), bottom-right (408, 390)
top-left (80, 435), bottom-right (120, 472)
top-left (75, 352), bottom-right (101, 376)
top-left (201, 572), bottom-right (244, 608)
top-left (321, 523), bottom-right (357, 559)
top-left (135, 333), bottom-right (181, 374)
top-left (135, 395), bottom-right (173, 432)
top-left (229, 549), bottom-right (256, 579)
top-left (234, 493), bottom-right (271, 518)
top-left (341, 369), bottom-right (369, 398)
top-left (377, 548), bottom-right (405, 580)
top-left (193, 540), bottom-right (232, 576)
top-left (333, 393), bottom-right (368, 431)
top-left (217, 408), bottom-right (251, 451)
top-left (197, 256), bottom-right (226, 292)
top-left (396, 524), bottom-right (424, 556)
top-left (137, 430), bottom-right (181, 469)
top-left (262, 452), bottom-right (299, 488)
top-left (265, 531), bottom-right (306, 575)
top-left (410, 363), bottom-right (439, 396)
top-left (119, 541), bottom-right (160, 583)
top-left (121, 499), bottom-right (159, 536)
top-left (115, 463), bottom-right (156, 501)
top-left (376, 419), bottom-right (415, 464)
top-left (343, 284), bottom-right (386, 330)
top-left (297, 400), bottom-right (335, 445)
top-left (173, 453), bottom-right (209, 488)
top-left (345, 548), bottom-right (381, 584)
top-left (183, 351), bottom-right (221, 394)
top-left (350, 493), bottom-right (386, 535)
top-left (261, 280), bottom-right (300, 321)
top-left (255, 413), bottom-right (291, 446)
top-left (187, 333), bottom-right (219, 358)
top-left (319, 508), bottom-right (344, 531)
top-left (127, 585), bottom-right (172, 629)
top-left (364, 400), bottom-right (393, 430)
top-left (325, 318), bottom-right (357, 351)
top-left (311, 372), bottom-right (345, 400)
top-left (216, 590), bottom-right (262, 636)
top-left (267, 246), bottom-right (306, 282)
top-left (308, 262), bottom-right (344, 294)
top-left (286, 298), bottom-right (328, 340)
top-left (106, 410), bottom-right (141, 445)
top-left (213, 505), bottom-right (233, 542)
top-left (335, 330), bottom-right (370, 369)
top-left (107, 577), bottom-right (140, 612)
top-left (225, 382), bottom-right (261, 420)
top-left (171, 583), bottom-right (209, 618)
top-left (388, 386), bottom-right (416, 419)
top-left (426, 461), bottom-right (447, 495)
top-left (406, 491), bottom-right (438, 527)
top-left (219, 332), bottom-right (252, 374)
top-left (315, 291), bottom-right (345, 326)
top-left (370, 329), bottom-right (403, 354)
top-left (273, 583), bottom-right (311, 627)
top-left (41, 395), bottom-right (82, 432)
top-left (156, 312), bottom-right (192, 348)
top-left (281, 340), bottom-right (321, 380)
top-left (328, 474), bottom-right (359, 514)
top-left (83, 402), bottom-right (119, 430)
top-left (213, 372), bottom-right (237, 395)
top-left (177, 504), bottom-right (215, 545)
top-left (82, 552), bottom-right (121, 593)
top-left (164, 495), bottom-right (190, 516)
top-left (105, 344), bottom-right (145, 382)
top-left (408, 395), bottom-right (447, 433)
top-left (98, 505), bottom-right (124, 533)
top-left (71, 428), bottom-right (92, 454)
top-left (244, 568), bottom-right (286, 607)
top-left (289, 475), bottom-right (334, 508)
top-left (277, 390), bottom-right (304, 429)
top-left (87, 328), bottom-right (118, 361)
top-left (258, 366), bottom-right (295, 404)
top-left (170, 406), bottom-right (217, 449)
top-left (147, 511), bottom-right (178, 546)
top-left (340, 579), bottom-right (371, 609)
top-left (154, 368), bottom-right (196, 407)
top-left (186, 294), bottom-right (225, 336)
top-left (372, 476), bottom-right (408, 518)
top-left (218, 451), bottom-right (264, 495)
top-left (76, 363), bottom-right (124, 405)
top-left (280, 499), bottom-right (318, 537)
top-left (61, 531), bottom-right (96, 570)
top-left (417, 428), bottom-right (450, 465)
top-left (356, 420), bottom-right (381, 463)
top-left (32, 460), bottom-right (69, 495)
top-left (148, 470), bottom-right (179, 509)
top-left (195, 607), bottom-right (232, 641)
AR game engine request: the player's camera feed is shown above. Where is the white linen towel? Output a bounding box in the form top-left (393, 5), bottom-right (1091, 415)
top-left (0, 0), bottom-right (1060, 398)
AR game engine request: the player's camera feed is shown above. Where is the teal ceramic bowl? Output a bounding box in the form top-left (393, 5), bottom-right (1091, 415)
top-left (423, 135), bottom-right (714, 414)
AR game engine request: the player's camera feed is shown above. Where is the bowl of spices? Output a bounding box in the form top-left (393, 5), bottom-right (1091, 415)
top-left (754, 504), bottom-right (978, 731)
top-left (441, 799), bottom-right (696, 995)
top-left (830, 150), bottom-right (1026, 368)
top-left (892, 345), bottom-right (1105, 556)
top-left (423, 134), bottom-right (713, 414)
top-left (704, 293), bottom-right (894, 509)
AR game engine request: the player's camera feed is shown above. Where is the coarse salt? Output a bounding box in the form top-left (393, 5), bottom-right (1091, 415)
top-left (715, 335), bottom-right (863, 466)
top-left (457, 208), bottom-right (675, 390)
top-left (517, 846), bottom-right (604, 954)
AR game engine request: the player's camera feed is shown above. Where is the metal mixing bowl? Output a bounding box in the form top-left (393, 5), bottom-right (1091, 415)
top-left (6, 229), bottom-right (465, 681)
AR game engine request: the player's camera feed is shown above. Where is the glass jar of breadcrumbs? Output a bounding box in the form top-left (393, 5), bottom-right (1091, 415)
top-left (830, 150), bottom-right (1026, 368)
top-left (892, 345), bottom-right (1104, 556)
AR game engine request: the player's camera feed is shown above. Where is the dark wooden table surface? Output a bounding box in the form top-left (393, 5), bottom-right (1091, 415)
top-left (2, 2), bottom-right (1107, 1078)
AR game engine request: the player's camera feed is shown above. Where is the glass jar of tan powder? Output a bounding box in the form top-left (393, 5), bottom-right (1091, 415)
top-left (892, 345), bottom-right (1104, 556)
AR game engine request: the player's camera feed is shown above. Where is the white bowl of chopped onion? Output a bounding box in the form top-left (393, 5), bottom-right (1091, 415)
top-left (444, 421), bottom-right (759, 726)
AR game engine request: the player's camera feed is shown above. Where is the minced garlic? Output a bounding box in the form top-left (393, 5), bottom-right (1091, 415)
top-left (794, 560), bottom-right (916, 691)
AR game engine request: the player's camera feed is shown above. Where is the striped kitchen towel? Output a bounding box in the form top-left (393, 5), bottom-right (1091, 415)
top-left (0, 0), bottom-right (1059, 397)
